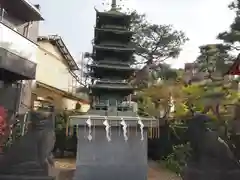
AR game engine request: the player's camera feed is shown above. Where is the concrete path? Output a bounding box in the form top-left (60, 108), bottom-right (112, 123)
top-left (148, 160), bottom-right (181, 180)
top-left (55, 158), bottom-right (181, 180)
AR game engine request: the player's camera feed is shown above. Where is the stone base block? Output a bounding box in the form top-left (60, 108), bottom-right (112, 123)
top-left (74, 165), bottom-right (147, 180)
top-left (74, 127), bottom-right (148, 180)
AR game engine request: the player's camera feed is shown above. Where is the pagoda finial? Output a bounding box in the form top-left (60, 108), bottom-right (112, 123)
top-left (111, 0), bottom-right (117, 10)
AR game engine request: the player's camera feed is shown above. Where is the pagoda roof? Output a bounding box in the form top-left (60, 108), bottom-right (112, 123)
top-left (95, 27), bottom-right (133, 34)
top-left (226, 53), bottom-right (240, 75)
top-left (89, 63), bottom-right (136, 71)
top-left (94, 45), bottom-right (135, 52)
top-left (94, 59), bottom-right (132, 65)
top-left (90, 83), bottom-right (134, 90)
top-left (95, 8), bottom-right (131, 18)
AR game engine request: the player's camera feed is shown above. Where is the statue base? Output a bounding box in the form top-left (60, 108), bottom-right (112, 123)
top-left (73, 127), bottom-right (148, 180)
top-left (69, 114), bottom-right (157, 180)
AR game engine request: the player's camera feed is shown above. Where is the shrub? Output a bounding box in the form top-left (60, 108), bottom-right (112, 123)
top-left (163, 143), bottom-right (191, 174)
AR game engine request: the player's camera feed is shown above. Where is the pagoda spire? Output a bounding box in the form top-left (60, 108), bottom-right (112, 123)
top-left (111, 0), bottom-right (117, 10)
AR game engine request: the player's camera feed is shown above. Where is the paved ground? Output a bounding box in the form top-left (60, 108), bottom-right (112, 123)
top-left (55, 158), bottom-right (181, 180)
top-left (148, 161), bottom-right (181, 180)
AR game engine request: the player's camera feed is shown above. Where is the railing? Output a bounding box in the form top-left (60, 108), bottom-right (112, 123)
top-left (96, 60), bottom-right (130, 66)
top-left (95, 79), bottom-right (128, 84)
top-left (99, 41), bottom-right (131, 48)
top-left (92, 99), bottom-right (137, 112)
top-left (0, 47), bottom-right (36, 78)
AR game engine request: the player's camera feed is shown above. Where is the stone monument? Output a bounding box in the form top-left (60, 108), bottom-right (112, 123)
top-left (0, 107), bottom-right (56, 180)
top-left (69, 1), bottom-right (157, 180)
top-left (182, 113), bottom-right (240, 180)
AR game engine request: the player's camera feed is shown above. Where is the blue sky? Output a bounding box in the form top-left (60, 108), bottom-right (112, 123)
top-left (31, 0), bottom-right (235, 68)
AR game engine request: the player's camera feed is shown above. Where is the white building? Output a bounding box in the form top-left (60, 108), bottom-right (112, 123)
top-left (0, 0), bottom-right (43, 116)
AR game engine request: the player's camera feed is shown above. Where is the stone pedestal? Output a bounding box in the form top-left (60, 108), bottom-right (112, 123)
top-left (69, 115), bottom-right (156, 180)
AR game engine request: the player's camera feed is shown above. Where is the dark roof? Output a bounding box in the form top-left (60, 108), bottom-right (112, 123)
top-left (36, 81), bottom-right (86, 103)
top-left (89, 63), bottom-right (136, 71)
top-left (37, 35), bottom-right (79, 71)
top-left (95, 28), bottom-right (133, 34)
top-left (226, 53), bottom-right (240, 75)
top-left (1, 0), bottom-right (44, 22)
top-left (94, 45), bottom-right (135, 52)
top-left (95, 8), bottom-right (131, 18)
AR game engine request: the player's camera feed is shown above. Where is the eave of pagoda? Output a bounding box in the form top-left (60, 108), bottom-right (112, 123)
top-left (89, 63), bottom-right (136, 71)
top-left (95, 28), bottom-right (133, 35)
top-left (95, 9), bottom-right (131, 19)
top-left (94, 28), bottom-right (133, 46)
top-left (95, 9), bottom-right (131, 30)
top-left (92, 59), bottom-right (133, 65)
top-left (90, 79), bottom-right (135, 91)
top-left (98, 42), bottom-right (132, 48)
top-left (90, 83), bottom-right (135, 91)
top-left (93, 45), bottom-right (135, 52)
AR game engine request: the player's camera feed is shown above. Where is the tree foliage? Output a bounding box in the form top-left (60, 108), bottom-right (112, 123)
top-left (130, 11), bottom-right (189, 65)
top-left (136, 1), bottom-right (240, 172)
top-left (138, 66), bottom-right (239, 122)
top-left (218, 0), bottom-right (240, 48)
top-left (195, 44), bottom-right (235, 75)
top-left (128, 11), bottom-right (188, 89)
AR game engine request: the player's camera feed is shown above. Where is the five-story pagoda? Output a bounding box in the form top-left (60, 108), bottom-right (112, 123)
top-left (70, 1), bottom-right (157, 180)
top-left (89, 0), bottom-right (135, 111)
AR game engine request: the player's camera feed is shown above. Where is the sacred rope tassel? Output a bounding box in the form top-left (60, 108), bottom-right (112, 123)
top-left (86, 117), bottom-right (92, 141)
top-left (137, 117), bottom-right (144, 141)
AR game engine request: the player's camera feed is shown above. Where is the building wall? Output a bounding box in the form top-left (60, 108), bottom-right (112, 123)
top-left (18, 13), bottom-right (40, 115)
top-left (0, 5), bottom-right (41, 116)
top-left (33, 41), bottom-right (85, 111)
top-left (33, 86), bottom-right (64, 110)
top-left (1, 3), bottom-right (40, 43)
top-left (35, 41), bottom-right (77, 93)
top-left (33, 85), bottom-right (90, 112)
top-left (62, 98), bottom-right (77, 110)
top-left (80, 103), bottom-right (90, 113)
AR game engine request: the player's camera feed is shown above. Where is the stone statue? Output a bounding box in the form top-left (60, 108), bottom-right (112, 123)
top-left (0, 108), bottom-right (55, 179)
top-left (182, 113), bottom-right (240, 180)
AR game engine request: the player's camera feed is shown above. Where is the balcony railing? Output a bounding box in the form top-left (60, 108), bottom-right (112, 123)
top-left (0, 47), bottom-right (36, 79)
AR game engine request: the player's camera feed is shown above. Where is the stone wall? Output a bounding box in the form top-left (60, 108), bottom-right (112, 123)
top-left (74, 127), bottom-right (148, 180)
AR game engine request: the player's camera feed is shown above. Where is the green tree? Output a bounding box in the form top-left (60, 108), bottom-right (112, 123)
top-left (130, 11), bottom-right (188, 65)
top-left (218, 0), bottom-right (240, 49)
top-left (195, 44), bottom-right (235, 75)
top-left (129, 11), bottom-right (188, 88)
